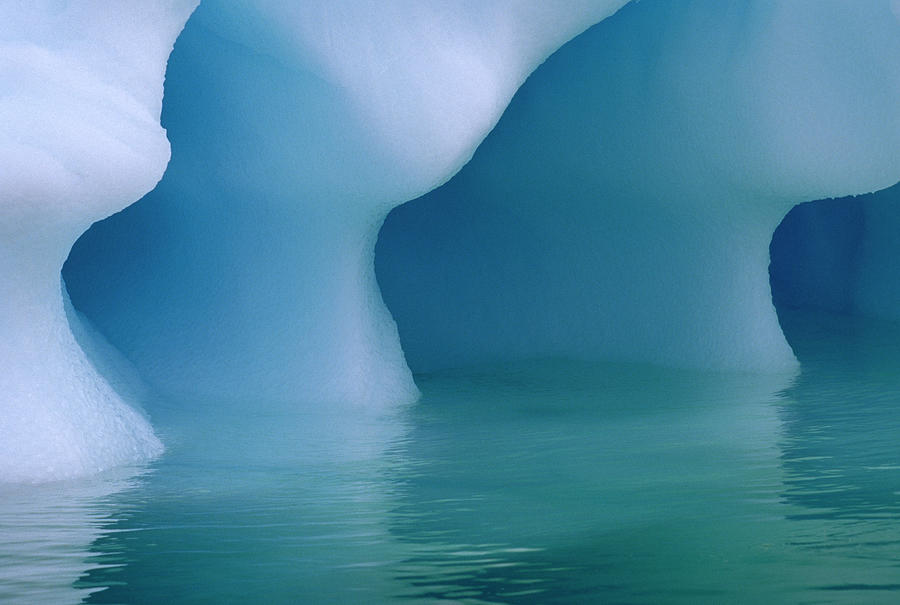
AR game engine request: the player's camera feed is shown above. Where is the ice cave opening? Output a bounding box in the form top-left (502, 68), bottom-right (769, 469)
top-left (769, 181), bottom-right (900, 361)
top-left (770, 196), bottom-right (865, 318)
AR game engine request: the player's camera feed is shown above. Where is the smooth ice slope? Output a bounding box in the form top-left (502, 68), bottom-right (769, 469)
top-left (65, 1), bottom-right (628, 405)
top-left (0, 2), bottom-right (197, 482)
top-left (376, 0), bottom-right (900, 372)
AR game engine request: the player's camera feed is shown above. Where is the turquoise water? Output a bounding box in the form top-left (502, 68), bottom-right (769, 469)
top-left (4, 311), bottom-right (900, 603)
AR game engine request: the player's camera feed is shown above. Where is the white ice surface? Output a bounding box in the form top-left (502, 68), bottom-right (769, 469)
top-left (0, 1), bottom-right (197, 482)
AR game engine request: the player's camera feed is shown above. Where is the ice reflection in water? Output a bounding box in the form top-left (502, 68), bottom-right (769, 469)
top-left (6, 312), bottom-right (900, 602)
top-left (77, 399), bottom-right (414, 604)
top-left (386, 361), bottom-right (792, 603)
top-left (774, 311), bottom-right (900, 597)
top-left (0, 469), bottom-right (144, 604)
top-left (780, 311), bottom-right (900, 520)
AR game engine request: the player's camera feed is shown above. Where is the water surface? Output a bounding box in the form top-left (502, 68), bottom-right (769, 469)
top-left (4, 311), bottom-right (900, 603)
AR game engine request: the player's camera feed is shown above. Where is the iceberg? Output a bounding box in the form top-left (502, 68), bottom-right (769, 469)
top-left (2, 0), bottom-right (899, 482)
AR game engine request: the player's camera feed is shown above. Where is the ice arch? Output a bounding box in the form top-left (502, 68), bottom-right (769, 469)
top-left (64, 0), bottom-right (628, 407)
top-left (375, 0), bottom-right (900, 373)
top-left (0, 2), bottom-right (197, 482)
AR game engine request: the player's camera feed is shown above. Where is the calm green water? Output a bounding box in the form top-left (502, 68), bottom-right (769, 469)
top-left (4, 311), bottom-right (900, 603)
